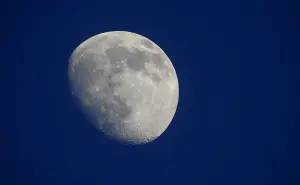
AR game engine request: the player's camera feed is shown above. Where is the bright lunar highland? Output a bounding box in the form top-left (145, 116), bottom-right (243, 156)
top-left (68, 31), bottom-right (179, 144)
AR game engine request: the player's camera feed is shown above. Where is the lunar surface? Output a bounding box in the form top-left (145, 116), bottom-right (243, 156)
top-left (68, 31), bottom-right (179, 144)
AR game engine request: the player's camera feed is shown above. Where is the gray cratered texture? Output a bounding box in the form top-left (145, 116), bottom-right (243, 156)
top-left (68, 31), bottom-right (179, 144)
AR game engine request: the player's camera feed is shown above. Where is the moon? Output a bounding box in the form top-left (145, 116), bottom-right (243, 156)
top-left (68, 31), bottom-right (179, 144)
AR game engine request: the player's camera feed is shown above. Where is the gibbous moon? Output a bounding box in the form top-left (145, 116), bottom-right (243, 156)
top-left (68, 31), bottom-right (179, 144)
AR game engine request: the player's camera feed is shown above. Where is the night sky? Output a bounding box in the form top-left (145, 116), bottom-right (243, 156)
top-left (4, 0), bottom-right (300, 184)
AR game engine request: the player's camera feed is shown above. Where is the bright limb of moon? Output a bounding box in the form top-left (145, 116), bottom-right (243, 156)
top-left (68, 31), bottom-right (179, 144)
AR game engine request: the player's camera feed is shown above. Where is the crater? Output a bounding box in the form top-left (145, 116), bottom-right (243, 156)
top-left (150, 53), bottom-right (166, 69)
top-left (141, 39), bottom-right (153, 49)
top-left (150, 73), bottom-right (162, 82)
top-left (143, 71), bottom-right (162, 83)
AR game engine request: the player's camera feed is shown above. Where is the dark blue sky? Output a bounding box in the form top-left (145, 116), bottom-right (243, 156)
top-left (4, 0), bottom-right (300, 184)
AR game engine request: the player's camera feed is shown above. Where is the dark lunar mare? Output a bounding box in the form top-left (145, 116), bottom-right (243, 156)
top-left (106, 45), bottom-right (169, 84)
